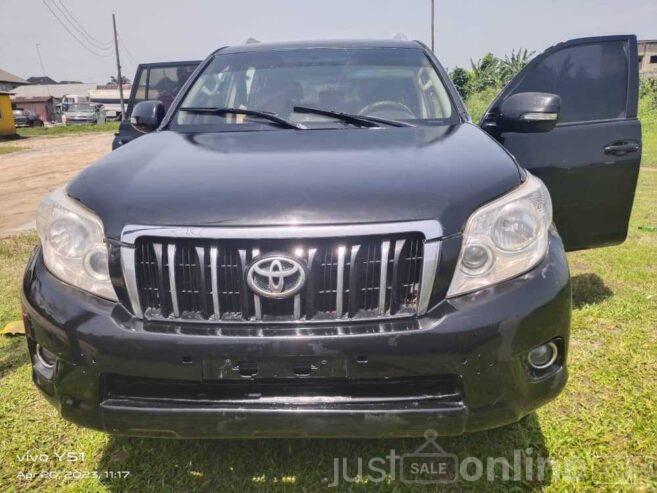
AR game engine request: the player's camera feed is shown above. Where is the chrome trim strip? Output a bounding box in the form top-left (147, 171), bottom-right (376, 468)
top-left (293, 294), bottom-right (301, 320)
top-left (120, 246), bottom-right (143, 318)
top-left (335, 245), bottom-right (346, 318)
top-left (253, 296), bottom-right (262, 320)
top-left (251, 248), bottom-right (261, 320)
top-left (378, 240), bottom-right (390, 315)
top-left (167, 244), bottom-right (180, 317)
top-left (418, 241), bottom-right (440, 315)
top-left (237, 249), bottom-right (248, 316)
top-left (120, 220), bottom-right (443, 244)
top-left (36, 344), bottom-right (55, 368)
top-left (210, 246), bottom-right (220, 319)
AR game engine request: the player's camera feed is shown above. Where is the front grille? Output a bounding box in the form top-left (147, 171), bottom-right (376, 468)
top-left (132, 234), bottom-right (424, 323)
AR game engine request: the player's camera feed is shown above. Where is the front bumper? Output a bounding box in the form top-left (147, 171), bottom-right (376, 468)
top-left (22, 232), bottom-right (570, 438)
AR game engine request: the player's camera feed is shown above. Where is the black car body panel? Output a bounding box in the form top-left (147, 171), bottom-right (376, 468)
top-left (73, 123), bottom-right (521, 240)
top-left (24, 37), bottom-right (641, 438)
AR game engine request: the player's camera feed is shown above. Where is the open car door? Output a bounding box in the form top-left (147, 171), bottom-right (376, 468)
top-left (112, 60), bottom-right (200, 150)
top-left (481, 35), bottom-right (641, 251)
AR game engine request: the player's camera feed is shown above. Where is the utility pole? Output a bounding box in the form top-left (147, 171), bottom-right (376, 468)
top-left (431, 0), bottom-right (435, 52)
top-left (112, 13), bottom-right (125, 120)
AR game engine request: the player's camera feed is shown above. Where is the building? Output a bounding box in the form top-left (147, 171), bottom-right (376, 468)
top-left (0, 91), bottom-right (16, 136)
top-left (89, 84), bottom-right (131, 119)
top-left (638, 40), bottom-right (657, 78)
top-left (0, 69), bottom-right (29, 92)
top-left (11, 83), bottom-right (97, 100)
top-left (12, 96), bottom-right (60, 123)
top-left (26, 76), bottom-right (58, 85)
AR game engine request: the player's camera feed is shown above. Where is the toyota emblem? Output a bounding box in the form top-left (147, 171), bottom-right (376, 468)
top-left (246, 253), bottom-right (307, 299)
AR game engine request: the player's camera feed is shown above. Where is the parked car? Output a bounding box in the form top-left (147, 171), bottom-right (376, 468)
top-left (12, 108), bottom-right (44, 127)
top-left (63, 102), bottom-right (106, 125)
top-left (23, 36), bottom-right (641, 438)
top-left (112, 61), bottom-right (199, 149)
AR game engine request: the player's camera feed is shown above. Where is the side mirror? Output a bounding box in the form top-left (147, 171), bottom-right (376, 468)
top-left (130, 100), bottom-right (165, 133)
top-left (499, 92), bottom-right (560, 132)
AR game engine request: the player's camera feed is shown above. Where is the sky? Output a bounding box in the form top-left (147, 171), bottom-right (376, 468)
top-left (1, 0), bottom-right (656, 84)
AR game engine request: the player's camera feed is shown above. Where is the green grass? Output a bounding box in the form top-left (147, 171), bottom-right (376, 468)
top-left (1, 174), bottom-right (656, 491)
top-left (16, 122), bottom-right (119, 138)
top-left (639, 96), bottom-right (657, 167)
top-left (0, 144), bottom-right (23, 155)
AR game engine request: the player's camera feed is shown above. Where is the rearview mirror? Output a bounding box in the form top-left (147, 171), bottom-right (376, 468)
top-left (499, 92), bottom-right (560, 132)
top-left (130, 100), bottom-right (165, 133)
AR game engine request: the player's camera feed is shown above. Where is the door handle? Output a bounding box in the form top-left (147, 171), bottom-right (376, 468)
top-left (604, 141), bottom-right (640, 156)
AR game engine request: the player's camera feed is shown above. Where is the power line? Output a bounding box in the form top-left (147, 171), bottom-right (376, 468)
top-left (35, 42), bottom-right (48, 76)
top-left (35, 42), bottom-right (52, 97)
top-left (54, 0), bottom-right (113, 50)
top-left (118, 34), bottom-right (138, 66)
top-left (41, 0), bottom-right (112, 57)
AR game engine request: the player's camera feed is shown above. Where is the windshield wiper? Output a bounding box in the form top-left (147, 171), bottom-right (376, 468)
top-left (179, 107), bottom-right (306, 130)
top-left (293, 106), bottom-right (415, 128)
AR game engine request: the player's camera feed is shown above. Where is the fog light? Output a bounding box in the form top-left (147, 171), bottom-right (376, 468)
top-left (461, 244), bottom-right (494, 275)
top-left (527, 341), bottom-right (558, 370)
top-left (36, 344), bottom-right (56, 368)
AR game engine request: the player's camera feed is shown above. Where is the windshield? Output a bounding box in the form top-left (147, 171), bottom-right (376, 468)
top-left (68, 103), bottom-right (94, 113)
top-left (172, 47), bottom-right (455, 131)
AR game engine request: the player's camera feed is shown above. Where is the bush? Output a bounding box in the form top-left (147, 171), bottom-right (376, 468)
top-left (450, 49), bottom-right (533, 110)
top-left (639, 77), bottom-right (657, 109)
top-left (464, 86), bottom-right (500, 123)
top-left (449, 67), bottom-right (471, 100)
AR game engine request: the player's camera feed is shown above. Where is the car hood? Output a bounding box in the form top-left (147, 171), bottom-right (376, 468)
top-left (68, 123), bottom-right (521, 240)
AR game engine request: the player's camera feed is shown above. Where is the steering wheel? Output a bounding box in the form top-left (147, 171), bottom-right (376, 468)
top-left (358, 101), bottom-right (416, 119)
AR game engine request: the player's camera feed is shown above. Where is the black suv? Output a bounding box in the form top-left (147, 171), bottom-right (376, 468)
top-left (22, 37), bottom-right (641, 438)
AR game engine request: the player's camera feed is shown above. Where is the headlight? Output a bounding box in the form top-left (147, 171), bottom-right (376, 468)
top-left (36, 188), bottom-right (117, 300)
top-left (447, 173), bottom-right (552, 297)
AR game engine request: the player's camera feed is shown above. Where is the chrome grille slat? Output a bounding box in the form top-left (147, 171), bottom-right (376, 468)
top-left (195, 246), bottom-right (208, 318)
top-left (335, 245), bottom-right (346, 318)
top-left (237, 249), bottom-right (249, 318)
top-left (126, 223), bottom-right (439, 324)
top-left (209, 246), bottom-right (221, 319)
top-left (378, 240), bottom-right (390, 315)
top-left (252, 248), bottom-right (262, 320)
top-left (348, 244), bottom-right (361, 317)
top-left (167, 244), bottom-right (179, 317)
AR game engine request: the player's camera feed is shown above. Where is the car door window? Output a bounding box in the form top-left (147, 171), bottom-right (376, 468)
top-left (147, 65), bottom-right (197, 111)
top-left (129, 67), bottom-right (147, 114)
top-left (508, 41), bottom-right (628, 123)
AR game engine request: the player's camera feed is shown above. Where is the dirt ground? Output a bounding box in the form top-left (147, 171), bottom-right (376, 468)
top-left (0, 133), bottom-right (114, 237)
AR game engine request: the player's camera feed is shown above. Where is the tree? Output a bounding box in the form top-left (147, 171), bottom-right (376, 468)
top-left (108, 75), bottom-right (130, 85)
top-left (459, 48), bottom-right (534, 96)
top-left (449, 67), bottom-right (471, 99)
top-left (469, 53), bottom-right (503, 92)
top-left (499, 49), bottom-right (534, 85)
